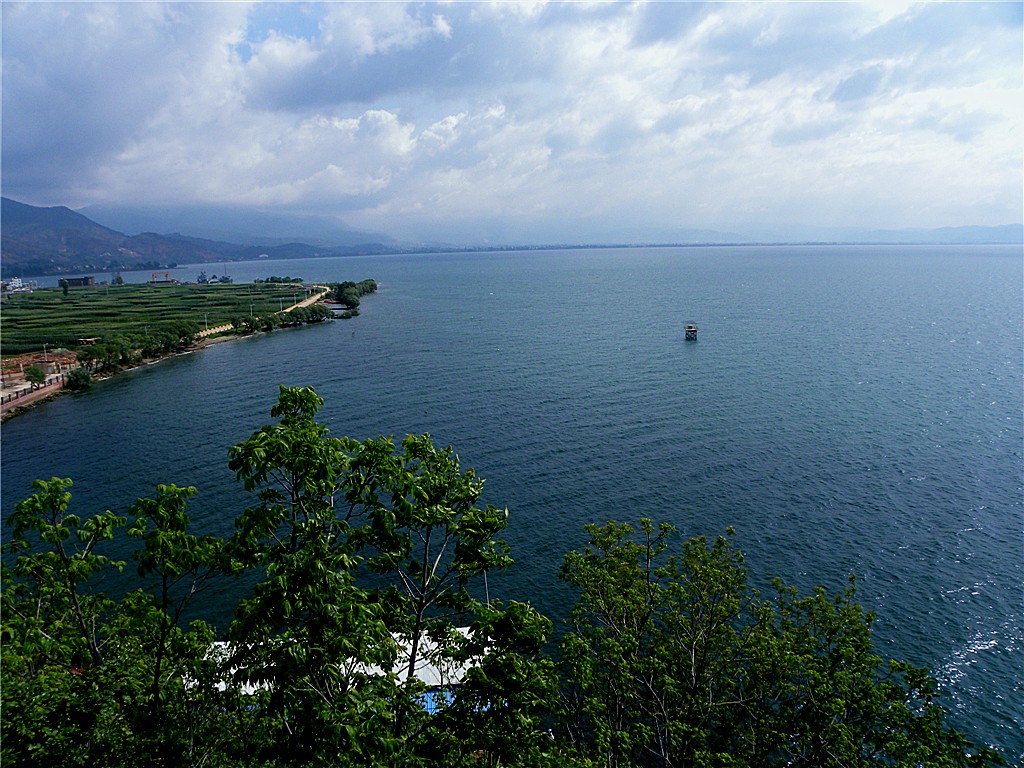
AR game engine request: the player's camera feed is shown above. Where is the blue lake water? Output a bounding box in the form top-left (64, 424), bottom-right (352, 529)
top-left (3, 245), bottom-right (1022, 755)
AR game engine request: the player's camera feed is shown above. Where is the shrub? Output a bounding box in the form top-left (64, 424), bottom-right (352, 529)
top-left (65, 367), bottom-right (92, 391)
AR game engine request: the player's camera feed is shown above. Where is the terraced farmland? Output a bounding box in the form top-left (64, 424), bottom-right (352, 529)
top-left (1, 282), bottom-right (313, 355)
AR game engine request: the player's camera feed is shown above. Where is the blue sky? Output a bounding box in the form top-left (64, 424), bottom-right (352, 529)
top-left (2, 1), bottom-right (1021, 244)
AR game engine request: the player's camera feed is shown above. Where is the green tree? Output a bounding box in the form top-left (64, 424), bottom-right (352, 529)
top-left (331, 279), bottom-right (376, 310)
top-left (117, 484), bottom-right (235, 765)
top-left (284, 305), bottom-right (309, 325)
top-left (225, 386), bottom-right (399, 765)
top-left (126, 487), bottom-right (221, 712)
top-left (2, 399), bottom-right (1002, 768)
top-left (2, 481), bottom-right (243, 767)
top-left (24, 364), bottom-right (46, 389)
top-left (305, 303), bottom-right (331, 322)
top-left (342, 431), bottom-right (552, 762)
top-left (557, 519), bottom-right (674, 767)
top-left (1, 478), bottom-right (130, 765)
top-left (226, 386), bottom-right (556, 766)
top-left (65, 366), bottom-right (93, 391)
top-left (750, 579), bottom-right (1002, 767)
top-left (76, 345), bottom-right (99, 371)
top-left (91, 336), bottom-right (134, 372)
top-left (555, 520), bottom-right (1003, 768)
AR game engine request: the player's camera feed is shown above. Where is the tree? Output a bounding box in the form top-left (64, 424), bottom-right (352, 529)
top-left (1, 478), bottom-right (130, 765)
top-left (119, 484), bottom-right (234, 765)
top-left (225, 386), bottom-right (399, 765)
top-left (126, 487), bottom-right (220, 710)
top-left (305, 303), bottom-right (331, 322)
top-left (331, 279), bottom-right (377, 310)
top-left (283, 305), bottom-right (309, 325)
top-left (2, 480), bottom-right (247, 768)
top-left (341, 432), bottom-right (534, 753)
top-left (24, 364), bottom-right (46, 389)
top-left (76, 345), bottom-right (99, 371)
top-left (557, 519), bottom-right (675, 767)
top-left (1, 398), bottom-right (1002, 767)
top-left (226, 386), bottom-right (556, 766)
top-left (555, 520), bottom-right (1003, 768)
top-left (65, 366), bottom-right (93, 391)
top-left (90, 337), bottom-right (133, 372)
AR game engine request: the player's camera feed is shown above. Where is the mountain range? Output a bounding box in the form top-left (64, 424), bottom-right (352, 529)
top-left (1, 197), bottom-right (1020, 277)
top-left (0, 198), bottom-right (394, 276)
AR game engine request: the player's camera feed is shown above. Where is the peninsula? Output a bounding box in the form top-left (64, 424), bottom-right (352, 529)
top-left (0, 278), bottom-right (377, 419)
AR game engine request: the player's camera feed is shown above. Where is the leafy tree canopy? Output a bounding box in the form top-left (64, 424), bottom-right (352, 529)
top-left (0, 388), bottom-right (1004, 767)
top-left (23, 364), bottom-right (46, 388)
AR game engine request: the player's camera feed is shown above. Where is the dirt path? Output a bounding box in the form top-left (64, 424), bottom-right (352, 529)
top-left (196, 286), bottom-right (330, 338)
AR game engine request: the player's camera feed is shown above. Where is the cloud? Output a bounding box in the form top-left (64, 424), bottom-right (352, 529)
top-left (2, 1), bottom-right (1020, 243)
top-left (2, 2), bottom-right (250, 193)
top-left (830, 64), bottom-right (890, 103)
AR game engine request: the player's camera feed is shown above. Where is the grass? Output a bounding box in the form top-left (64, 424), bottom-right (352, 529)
top-left (1, 282), bottom-right (315, 355)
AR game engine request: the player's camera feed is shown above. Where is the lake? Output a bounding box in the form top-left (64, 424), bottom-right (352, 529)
top-left (3, 245), bottom-right (1021, 755)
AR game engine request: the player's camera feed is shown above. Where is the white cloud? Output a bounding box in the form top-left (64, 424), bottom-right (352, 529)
top-left (2, 1), bottom-right (1020, 242)
top-left (246, 32), bottom-right (321, 79)
top-left (320, 3), bottom-right (451, 58)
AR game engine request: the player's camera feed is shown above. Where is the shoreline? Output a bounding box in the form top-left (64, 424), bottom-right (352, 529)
top-left (1, 285), bottom-right (336, 423)
top-left (1, 328), bottom-right (285, 423)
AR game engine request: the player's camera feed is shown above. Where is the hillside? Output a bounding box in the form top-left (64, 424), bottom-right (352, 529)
top-left (1, 198), bottom-right (237, 275)
top-left (0, 198), bottom-right (392, 276)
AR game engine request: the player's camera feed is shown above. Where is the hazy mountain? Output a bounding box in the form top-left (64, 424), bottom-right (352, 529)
top-left (1, 198), bottom-right (240, 275)
top-left (0, 198), bottom-right (395, 275)
top-left (3, 196), bottom-right (1019, 277)
top-left (741, 223), bottom-right (1023, 245)
top-left (80, 203), bottom-right (396, 248)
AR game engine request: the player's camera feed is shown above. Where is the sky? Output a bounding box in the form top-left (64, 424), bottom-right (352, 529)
top-left (2, 1), bottom-right (1021, 244)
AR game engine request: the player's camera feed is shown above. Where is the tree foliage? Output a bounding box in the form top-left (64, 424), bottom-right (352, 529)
top-left (73, 320), bottom-right (200, 372)
top-left (331, 279), bottom-right (377, 310)
top-left (23, 364), bottom-right (46, 389)
top-left (555, 520), bottom-right (1003, 768)
top-left (0, 390), bottom-right (1004, 767)
top-left (65, 366), bottom-right (93, 391)
top-left (224, 386), bottom-right (553, 766)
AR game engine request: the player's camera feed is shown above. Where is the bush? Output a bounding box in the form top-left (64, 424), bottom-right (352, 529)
top-left (65, 367), bottom-right (92, 391)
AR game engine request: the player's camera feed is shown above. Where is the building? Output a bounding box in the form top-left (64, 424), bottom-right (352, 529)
top-left (63, 276), bottom-right (95, 287)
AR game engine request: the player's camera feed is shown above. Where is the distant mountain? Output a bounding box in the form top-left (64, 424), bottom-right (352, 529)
top-left (740, 223), bottom-right (1023, 245)
top-left (0, 198), bottom-right (394, 276)
top-left (80, 203), bottom-right (395, 248)
top-left (905, 224), bottom-right (1022, 244)
top-left (1, 198), bottom-right (236, 275)
top-left (3, 196), bottom-right (1019, 276)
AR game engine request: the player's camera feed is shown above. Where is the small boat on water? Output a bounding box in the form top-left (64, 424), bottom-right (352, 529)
top-left (684, 325), bottom-right (698, 340)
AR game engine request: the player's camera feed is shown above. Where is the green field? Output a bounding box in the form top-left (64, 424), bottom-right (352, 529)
top-left (1, 282), bottom-right (314, 355)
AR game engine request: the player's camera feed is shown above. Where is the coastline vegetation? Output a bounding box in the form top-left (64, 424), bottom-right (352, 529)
top-left (2, 277), bottom-right (377, 372)
top-left (328, 279), bottom-right (377, 318)
top-left (1, 282), bottom-right (316, 355)
top-left (0, 386), bottom-right (1004, 768)
top-left (254, 276), bottom-right (304, 284)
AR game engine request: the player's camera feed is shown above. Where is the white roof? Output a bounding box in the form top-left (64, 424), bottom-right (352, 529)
top-left (199, 627), bottom-right (479, 695)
